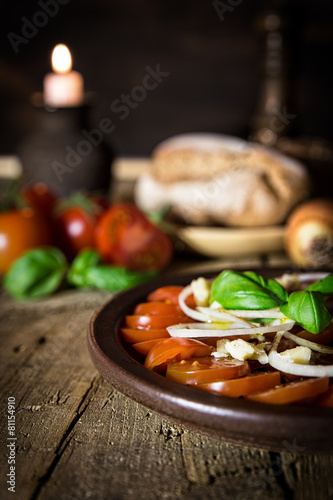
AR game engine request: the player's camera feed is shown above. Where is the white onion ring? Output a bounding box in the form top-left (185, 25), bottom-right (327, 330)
top-left (196, 307), bottom-right (253, 327)
top-left (219, 307), bottom-right (287, 319)
top-left (268, 331), bottom-right (333, 377)
top-left (167, 321), bottom-right (295, 338)
top-left (179, 285), bottom-right (267, 327)
top-left (284, 331), bottom-right (333, 355)
top-left (268, 349), bottom-right (333, 377)
top-left (178, 285), bottom-right (212, 322)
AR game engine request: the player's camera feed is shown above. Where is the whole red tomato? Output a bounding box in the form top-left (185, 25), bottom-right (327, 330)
top-left (95, 204), bottom-right (173, 271)
top-left (21, 182), bottom-right (57, 219)
top-left (54, 196), bottom-right (107, 261)
top-left (0, 207), bottom-right (52, 274)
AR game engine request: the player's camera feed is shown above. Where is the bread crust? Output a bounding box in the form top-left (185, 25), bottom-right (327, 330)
top-left (135, 134), bottom-right (310, 227)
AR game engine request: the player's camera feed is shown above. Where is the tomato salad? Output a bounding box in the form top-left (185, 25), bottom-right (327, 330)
top-left (120, 270), bottom-right (333, 406)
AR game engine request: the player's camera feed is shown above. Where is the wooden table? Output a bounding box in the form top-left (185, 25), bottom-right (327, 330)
top-left (1, 253), bottom-right (333, 500)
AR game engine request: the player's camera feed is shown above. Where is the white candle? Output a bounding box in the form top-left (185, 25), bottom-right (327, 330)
top-left (43, 44), bottom-right (84, 107)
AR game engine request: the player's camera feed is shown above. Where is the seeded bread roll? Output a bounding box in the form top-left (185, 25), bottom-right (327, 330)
top-left (135, 134), bottom-right (310, 227)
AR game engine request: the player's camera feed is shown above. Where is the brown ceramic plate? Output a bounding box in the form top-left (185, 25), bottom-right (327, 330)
top-left (88, 268), bottom-right (333, 454)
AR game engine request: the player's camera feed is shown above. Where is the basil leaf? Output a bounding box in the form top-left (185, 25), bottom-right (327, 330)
top-left (68, 249), bottom-right (157, 292)
top-left (280, 290), bottom-right (332, 334)
top-left (306, 273), bottom-right (333, 296)
top-left (243, 271), bottom-right (288, 303)
top-left (210, 270), bottom-right (288, 310)
top-left (4, 247), bottom-right (67, 300)
top-left (79, 266), bottom-right (157, 292)
top-left (67, 248), bottom-right (101, 287)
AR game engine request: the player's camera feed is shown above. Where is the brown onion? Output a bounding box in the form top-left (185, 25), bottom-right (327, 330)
top-left (285, 199), bottom-right (333, 268)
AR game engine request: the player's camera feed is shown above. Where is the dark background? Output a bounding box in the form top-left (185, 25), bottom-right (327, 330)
top-left (1, 0), bottom-right (333, 158)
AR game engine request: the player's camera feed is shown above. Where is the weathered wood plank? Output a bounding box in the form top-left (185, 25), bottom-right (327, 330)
top-left (0, 290), bottom-right (110, 500)
top-left (1, 283), bottom-right (333, 500)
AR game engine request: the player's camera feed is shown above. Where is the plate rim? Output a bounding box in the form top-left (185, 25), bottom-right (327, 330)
top-left (174, 224), bottom-right (286, 257)
top-left (88, 267), bottom-right (333, 454)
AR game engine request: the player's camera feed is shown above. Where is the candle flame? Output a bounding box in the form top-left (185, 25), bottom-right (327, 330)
top-left (52, 44), bottom-right (72, 74)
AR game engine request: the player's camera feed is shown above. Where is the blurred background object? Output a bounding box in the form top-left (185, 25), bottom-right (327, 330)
top-left (249, 0), bottom-right (295, 146)
top-left (0, 0), bottom-right (332, 196)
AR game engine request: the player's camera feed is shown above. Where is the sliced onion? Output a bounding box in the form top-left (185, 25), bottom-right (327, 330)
top-left (167, 321), bottom-right (295, 338)
top-left (219, 307), bottom-right (287, 319)
top-left (284, 331), bottom-right (333, 355)
top-left (196, 307), bottom-right (253, 327)
top-left (178, 285), bottom-right (213, 322)
top-left (268, 349), bottom-right (333, 377)
top-left (180, 281), bottom-right (289, 327)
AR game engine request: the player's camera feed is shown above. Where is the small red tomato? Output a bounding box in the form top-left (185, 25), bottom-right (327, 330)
top-left (53, 193), bottom-right (109, 261)
top-left (0, 207), bottom-right (52, 274)
top-left (54, 207), bottom-right (96, 261)
top-left (95, 203), bottom-right (173, 271)
top-left (21, 182), bottom-right (57, 219)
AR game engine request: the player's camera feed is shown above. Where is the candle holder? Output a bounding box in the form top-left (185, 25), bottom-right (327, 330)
top-left (18, 93), bottom-right (114, 197)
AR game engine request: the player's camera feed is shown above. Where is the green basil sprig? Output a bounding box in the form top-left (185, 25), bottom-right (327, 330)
top-left (306, 274), bottom-right (333, 296)
top-left (210, 270), bottom-right (333, 334)
top-left (4, 247), bottom-right (67, 300)
top-left (280, 290), bottom-right (332, 334)
top-left (4, 247), bottom-right (157, 300)
top-left (67, 249), bottom-right (157, 292)
top-left (210, 270), bottom-right (288, 310)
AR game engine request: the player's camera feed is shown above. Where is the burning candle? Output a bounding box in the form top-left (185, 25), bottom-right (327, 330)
top-left (43, 44), bottom-right (84, 107)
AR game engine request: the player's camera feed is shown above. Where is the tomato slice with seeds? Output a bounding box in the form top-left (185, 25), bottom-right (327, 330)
top-left (147, 286), bottom-right (184, 304)
top-left (134, 302), bottom-right (181, 316)
top-left (166, 356), bottom-right (250, 385)
top-left (125, 314), bottom-right (193, 330)
top-left (245, 377), bottom-right (329, 405)
top-left (132, 339), bottom-right (163, 355)
top-left (121, 327), bottom-right (170, 343)
top-left (197, 371), bottom-right (281, 398)
top-left (144, 338), bottom-right (212, 372)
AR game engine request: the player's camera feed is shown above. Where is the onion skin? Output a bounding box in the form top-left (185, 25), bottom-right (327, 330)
top-left (285, 199), bottom-right (333, 268)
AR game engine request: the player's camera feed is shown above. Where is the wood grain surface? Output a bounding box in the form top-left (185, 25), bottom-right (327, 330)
top-left (1, 258), bottom-right (333, 500)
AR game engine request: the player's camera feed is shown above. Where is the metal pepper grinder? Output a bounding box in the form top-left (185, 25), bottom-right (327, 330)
top-left (249, 0), bottom-right (297, 147)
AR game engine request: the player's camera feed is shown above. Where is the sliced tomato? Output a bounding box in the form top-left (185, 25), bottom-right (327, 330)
top-left (297, 323), bottom-right (333, 345)
top-left (197, 371), bottom-right (281, 398)
top-left (245, 377), bottom-right (329, 405)
top-left (147, 286), bottom-right (184, 304)
top-left (125, 314), bottom-right (192, 330)
top-left (132, 339), bottom-right (163, 355)
top-left (147, 286), bottom-right (196, 308)
top-left (144, 338), bottom-right (212, 372)
top-left (121, 327), bottom-right (170, 343)
top-left (95, 203), bottom-right (173, 271)
top-left (312, 384), bottom-right (333, 407)
top-left (134, 301), bottom-right (181, 316)
top-left (166, 356), bottom-right (251, 385)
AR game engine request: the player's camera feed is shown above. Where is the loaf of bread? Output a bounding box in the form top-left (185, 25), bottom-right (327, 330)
top-left (135, 134), bottom-right (310, 227)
